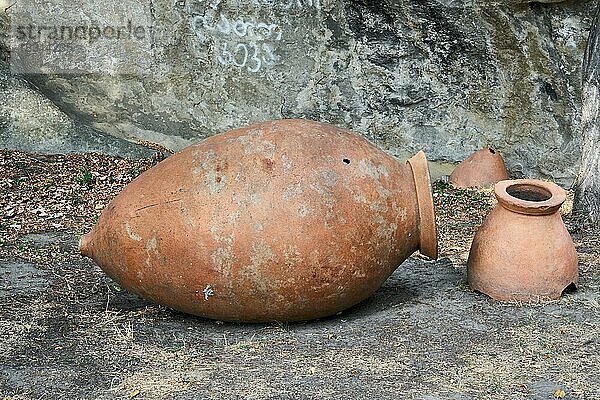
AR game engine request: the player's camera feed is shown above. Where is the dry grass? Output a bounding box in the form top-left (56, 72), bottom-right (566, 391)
top-left (0, 149), bottom-right (169, 244)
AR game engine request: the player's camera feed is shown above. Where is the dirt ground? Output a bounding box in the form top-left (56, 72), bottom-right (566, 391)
top-left (1, 149), bottom-right (599, 400)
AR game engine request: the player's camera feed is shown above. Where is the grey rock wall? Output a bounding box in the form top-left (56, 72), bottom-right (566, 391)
top-left (0, 0), bottom-right (595, 185)
top-left (0, 60), bottom-right (154, 159)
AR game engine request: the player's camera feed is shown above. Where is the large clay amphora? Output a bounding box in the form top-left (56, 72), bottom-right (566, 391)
top-left (80, 119), bottom-right (437, 322)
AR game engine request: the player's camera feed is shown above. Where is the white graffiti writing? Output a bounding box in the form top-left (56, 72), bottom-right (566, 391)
top-left (192, 14), bottom-right (282, 42)
top-left (217, 42), bottom-right (277, 73)
top-left (192, 12), bottom-right (282, 73)
top-left (249, 0), bottom-right (321, 9)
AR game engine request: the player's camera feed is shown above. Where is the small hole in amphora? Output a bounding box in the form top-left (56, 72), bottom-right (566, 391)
top-left (506, 184), bottom-right (552, 202)
top-left (343, 158), bottom-right (351, 164)
top-left (489, 148), bottom-right (496, 155)
top-left (562, 282), bottom-right (577, 296)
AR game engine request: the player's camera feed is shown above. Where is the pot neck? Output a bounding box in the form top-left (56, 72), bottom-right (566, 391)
top-left (406, 151), bottom-right (438, 260)
top-left (494, 179), bottom-right (566, 216)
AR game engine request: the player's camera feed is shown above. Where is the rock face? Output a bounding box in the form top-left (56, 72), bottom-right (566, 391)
top-left (0, 61), bottom-right (154, 159)
top-left (0, 0), bottom-right (595, 184)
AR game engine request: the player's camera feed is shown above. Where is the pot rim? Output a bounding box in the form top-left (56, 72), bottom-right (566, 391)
top-left (407, 151), bottom-right (438, 260)
top-left (494, 179), bottom-right (566, 216)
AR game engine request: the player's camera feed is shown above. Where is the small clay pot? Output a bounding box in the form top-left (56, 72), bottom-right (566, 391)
top-left (449, 146), bottom-right (509, 188)
top-left (467, 179), bottom-right (578, 302)
top-left (80, 119), bottom-right (438, 322)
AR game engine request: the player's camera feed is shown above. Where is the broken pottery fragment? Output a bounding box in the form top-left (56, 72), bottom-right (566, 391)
top-left (449, 146), bottom-right (509, 188)
top-left (80, 119), bottom-right (438, 322)
top-left (467, 179), bottom-right (578, 302)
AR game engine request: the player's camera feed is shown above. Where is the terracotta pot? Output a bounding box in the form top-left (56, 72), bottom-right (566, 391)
top-left (467, 179), bottom-right (578, 302)
top-left (449, 146), bottom-right (509, 188)
top-left (80, 119), bottom-right (438, 322)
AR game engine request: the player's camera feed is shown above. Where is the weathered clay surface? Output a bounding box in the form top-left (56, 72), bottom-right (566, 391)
top-left (80, 119), bottom-right (437, 322)
top-left (449, 146), bottom-right (510, 188)
top-left (467, 179), bottom-right (578, 302)
top-left (0, 0), bottom-right (595, 185)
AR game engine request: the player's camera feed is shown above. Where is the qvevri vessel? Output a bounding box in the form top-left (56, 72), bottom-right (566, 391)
top-left (80, 119), bottom-right (437, 322)
top-left (468, 179), bottom-right (578, 302)
top-left (449, 146), bottom-right (509, 189)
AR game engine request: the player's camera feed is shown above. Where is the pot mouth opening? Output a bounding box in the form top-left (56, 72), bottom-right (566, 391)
top-left (494, 179), bottom-right (566, 216)
top-left (505, 184), bottom-right (552, 202)
top-left (407, 151), bottom-right (438, 260)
